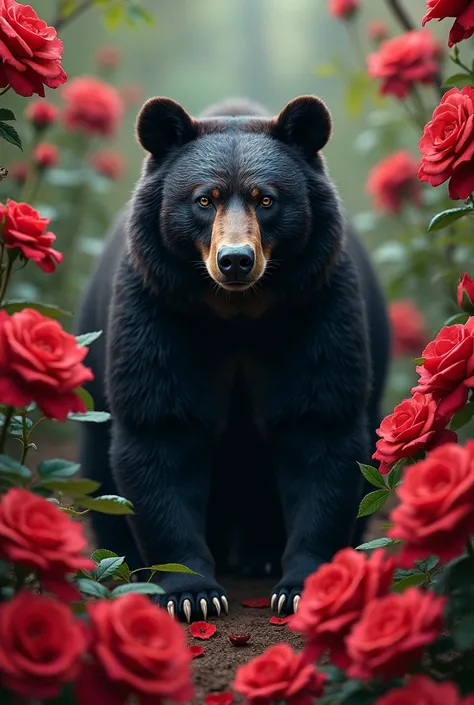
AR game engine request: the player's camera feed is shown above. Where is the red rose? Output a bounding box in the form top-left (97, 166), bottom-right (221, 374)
top-left (367, 151), bottom-right (421, 214)
top-left (0, 308), bottom-right (93, 420)
top-left (367, 20), bottom-right (389, 42)
top-left (77, 594), bottom-right (193, 705)
top-left (419, 86), bottom-right (474, 200)
top-left (61, 76), bottom-right (124, 137)
top-left (0, 590), bottom-right (87, 699)
top-left (8, 160), bottom-right (28, 185)
top-left (0, 0), bottom-right (67, 97)
top-left (346, 588), bottom-right (445, 680)
top-left (389, 441), bottom-right (474, 564)
top-left (290, 548), bottom-right (394, 669)
top-left (458, 273), bottom-right (474, 313)
top-left (119, 82), bottom-right (143, 107)
top-left (422, 0), bottom-right (474, 47)
top-left (89, 149), bottom-right (126, 180)
top-left (25, 99), bottom-right (59, 128)
top-left (376, 675), bottom-right (474, 705)
top-left (0, 488), bottom-right (94, 597)
top-left (0, 199), bottom-right (63, 273)
top-left (373, 392), bottom-right (456, 474)
top-left (233, 643), bottom-right (325, 705)
top-left (34, 142), bottom-right (58, 169)
top-left (328, 0), bottom-right (359, 20)
top-left (96, 45), bottom-right (121, 70)
top-left (411, 316), bottom-right (474, 422)
top-left (367, 30), bottom-right (440, 99)
top-left (205, 693), bottom-right (233, 705)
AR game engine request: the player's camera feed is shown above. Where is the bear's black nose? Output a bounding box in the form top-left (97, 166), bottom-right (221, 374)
top-left (217, 245), bottom-right (255, 282)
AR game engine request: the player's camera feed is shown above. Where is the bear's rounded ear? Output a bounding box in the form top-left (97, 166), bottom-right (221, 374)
top-left (272, 95), bottom-right (332, 159)
top-left (136, 97), bottom-right (197, 160)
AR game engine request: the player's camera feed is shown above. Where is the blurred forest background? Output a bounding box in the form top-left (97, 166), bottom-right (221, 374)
top-left (0, 0), bottom-right (458, 448)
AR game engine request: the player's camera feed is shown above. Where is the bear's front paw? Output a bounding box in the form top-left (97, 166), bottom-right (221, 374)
top-left (271, 556), bottom-right (326, 615)
top-left (156, 573), bottom-right (228, 623)
top-left (270, 582), bottom-right (302, 616)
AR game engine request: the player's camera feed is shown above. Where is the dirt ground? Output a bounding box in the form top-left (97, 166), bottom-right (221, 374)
top-left (31, 435), bottom-right (393, 704)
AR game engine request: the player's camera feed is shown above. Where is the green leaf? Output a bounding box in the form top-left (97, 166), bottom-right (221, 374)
top-left (1, 301), bottom-right (71, 318)
top-left (356, 537), bottom-right (399, 551)
top-left (76, 494), bottom-right (134, 515)
top-left (112, 582), bottom-right (164, 597)
top-left (75, 386), bottom-right (94, 412)
top-left (76, 578), bottom-right (109, 599)
top-left (357, 463), bottom-right (386, 489)
top-left (68, 411), bottom-right (111, 423)
top-left (357, 489), bottom-right (391, 518)
top-left (37, 459), bottom-right (81, 479)
top-left (428, 205), bottom-right (474, 232)
top-left (450, 400), bottom-right (474, 431)
top-left (444, 312), bottom-right (470, 326)
top-left (388, 458), bottom-right (407, 490)
top-left (452, 611), bottom-right (474, 651)
top-left (392, 572), bottom-right (426, 592)
top-left (126, 4), bottom-right (154, 25)
top-left (0, 454), bottom-right (31, 480)
top-left (93, 556), bottom-right (125, 582)
top-left (443, 73), bottom-right (472, 88)
top-left (91, 549), bottom-right (118, 562)
top-left (39, 478), bottom-right (101, 495)
top-left (148, 563), bottom-right (201, 576)
top-left (0, 109), bottom-right (15, 121)
top-left (104, 3), bottom-right (124, 29)
top-left (0, 121), bottom-right (22, 150)
top-left (76, 331), bottom-right (102, 347)
top-left (413, 357), bottom-right (424, 364)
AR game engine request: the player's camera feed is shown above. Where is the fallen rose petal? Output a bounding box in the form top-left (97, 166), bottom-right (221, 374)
top-left (204, 692), bottom-right (233, 705)
top-left (189, 621), bottom-right (217, 640)
top-left (188, 645), bottom-right (205, 658)
top-left (228, 633), bottom-right (251, 646)
top-left (242, 597), bottom-right (270, 608)
top-left (270, 615), bottom-right (291, 625)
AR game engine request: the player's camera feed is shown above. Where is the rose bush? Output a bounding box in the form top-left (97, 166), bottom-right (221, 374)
top-left (366, 150), bottom-right (421, 214)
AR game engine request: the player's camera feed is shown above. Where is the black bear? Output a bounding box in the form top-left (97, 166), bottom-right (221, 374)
top-left (76, 95), bottom-right (391, 622)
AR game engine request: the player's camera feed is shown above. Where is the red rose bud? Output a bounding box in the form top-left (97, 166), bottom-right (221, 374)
top-left (61, 76), bottom-right (124, 138)
top-left (34, 143), bottom-right (58, 169)
top-left (25, 100), bottom-right (59, 129)
top-left (8, 161), bottom-right (28, 185)
top-left (89, 149), bottom-right (125, 180)
top-left (367, 20), bottom-right (389, 42)
top-left (96, 45), bottom-right (121, 70)
top-left (228, 633), bottom-right (251, 646)
top-left (328, 0), bottom-right (359, 20)
top-left (457, 274), bottom-right (474, 313)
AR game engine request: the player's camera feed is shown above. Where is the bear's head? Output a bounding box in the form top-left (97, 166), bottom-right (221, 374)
top-left (128, 95), bottom-right (344, 314)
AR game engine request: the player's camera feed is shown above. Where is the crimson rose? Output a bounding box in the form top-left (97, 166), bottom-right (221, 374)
top-left (419, 86), bottom-right (474, 200)
top-left (376, 675), bottom-right (474, 705)
top-left (389, 441), bottom-right (474, 564)
top-left (367, 151), bottom-right (421, 214)
top-left (346, 588), bottom-right (445, 680)
top-left (77, 594), bottom-right (193, 705)
top-left (233, 643), bottom-right (325, 705)
top-left (422, 0), bottom-right (474, 47)
top-left (0, 0), bottom-right (67, 97)
top-left (290, 548), bottom-right (394, 669)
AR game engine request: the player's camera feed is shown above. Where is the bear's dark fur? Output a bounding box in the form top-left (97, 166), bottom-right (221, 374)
top-left (76, 95), bottom-right (390, 621)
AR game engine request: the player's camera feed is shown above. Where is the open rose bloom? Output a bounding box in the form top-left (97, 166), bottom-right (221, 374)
top-left (0, 0), bottom-right (67, 97)
top-left (423, 0), bottom-right (474, 47)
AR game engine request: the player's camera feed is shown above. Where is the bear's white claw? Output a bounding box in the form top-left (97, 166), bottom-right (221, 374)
top-left (293, 595), bottom-right (300, 613)
top-left (213, 596), bottom-right (221, 617)
top-left (271, 593), bottom-right (277, 611)
top-left (167, 601), bottom-right (175, 618)
top-left (183, 599), bottom-right (192, 623)
top-left (278, 594), bottom-right (286, 615)
top-left (221, 595), bottom-right (229, 614)
top-left (200, 598), bottom-right (208, 620)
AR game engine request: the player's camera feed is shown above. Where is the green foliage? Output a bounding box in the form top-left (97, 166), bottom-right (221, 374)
top-left (112, 582), bottom-right (164, 597)
top-left (355, 537), bottom-right (400, 551)
top-left (75, 494), bottom-right (135, 514)
top-left (0, 121), bottom-right (22, 151)
top-left (357, 463), bottom-right (386, 489)
top-left (357, 489), bottom-right (391, 518)
top-left (428, 206), bottom-right (474, 232)
top-left (1, 301), bottom-right (72, 318)
top-left (76, 331), bottom-right (103, 347)
top-left (67, 411), bottom-right (111, 423)
top-left (37, 459), bottom-right (81, 479)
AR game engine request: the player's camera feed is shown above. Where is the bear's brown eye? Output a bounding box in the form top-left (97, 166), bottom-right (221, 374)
top-left (260, 196), bottom-right (273, 208)
top-left (197, 196), bottom-right (211, 208)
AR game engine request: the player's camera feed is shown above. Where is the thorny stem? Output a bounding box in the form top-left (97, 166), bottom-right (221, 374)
top-left (54, 0), bottom-right (96, 31)
top-left (0, 406), bottom-right (14, 453)
top-left (20, 412), bottom-right (29, 465)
